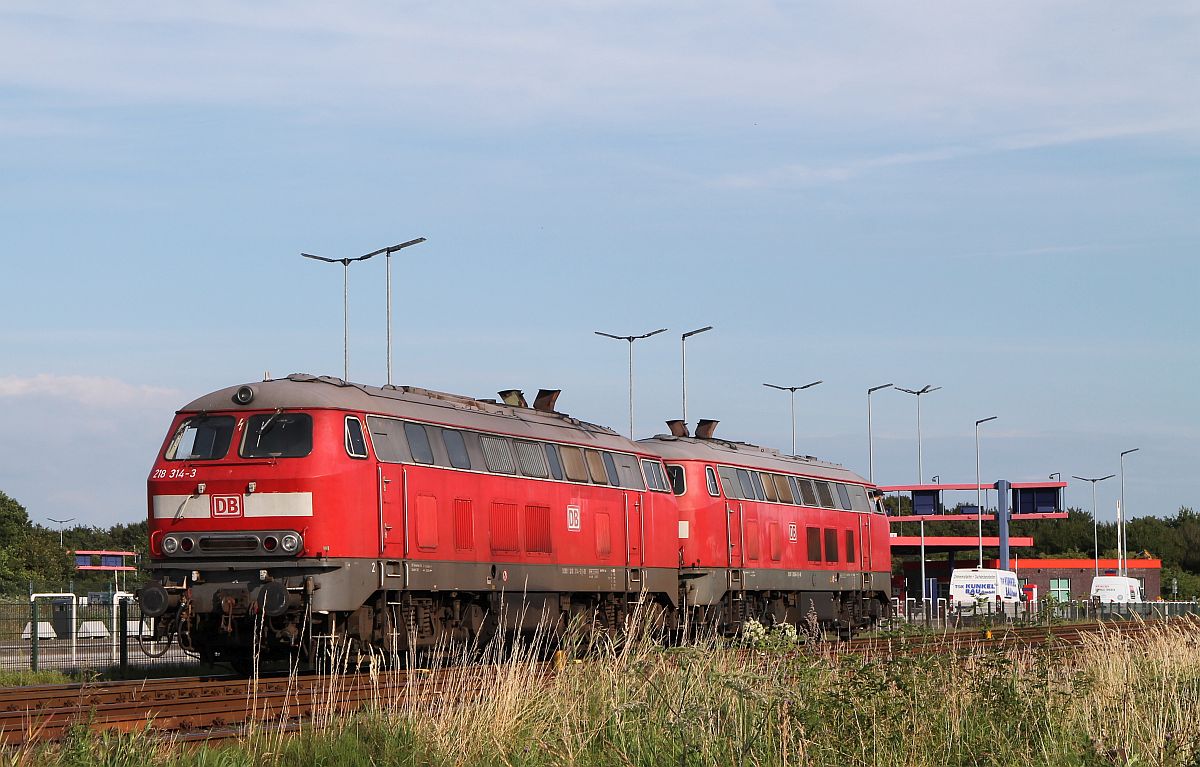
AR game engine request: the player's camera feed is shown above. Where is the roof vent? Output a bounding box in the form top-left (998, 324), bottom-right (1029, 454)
top-left (695, 419), bottom-right (719, 439)
top-left (498, 390), bottom-right (528, 408)
top-left (533, 389), bottom-right (561, 412)
top-left (666, 420), bottom-right (689, 438)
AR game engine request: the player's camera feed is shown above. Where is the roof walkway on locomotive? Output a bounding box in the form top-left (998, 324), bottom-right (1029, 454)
top-left (179, 373), bottom-right (642, 454)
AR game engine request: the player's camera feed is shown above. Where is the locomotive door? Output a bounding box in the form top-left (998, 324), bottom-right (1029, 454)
top-left (726, 501), bottom-right (744, 568)
top-left (378, 464), bottom-right (406, 558)
top-left (624, 492), bottom-right (643, 590)
top-left (858, 514), bottom-right (872, 570)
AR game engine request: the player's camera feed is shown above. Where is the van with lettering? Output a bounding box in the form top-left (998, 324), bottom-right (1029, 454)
top-left (1090, 575), bottom-right (1142, 604)
top-left (948, 568), bottom-right (1022, 603)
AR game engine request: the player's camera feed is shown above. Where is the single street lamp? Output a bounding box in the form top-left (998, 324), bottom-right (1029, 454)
top-left (764, 380), bottom-right (822, 456)
top-left (680, 326), bottom-right (713, 428)
top-left (1119, 448), bottom-right (1139, 576)
top-left (895, 385), bottom-right (941, 484)
top-left (867, 383), bottom-right (894, 483)
top-left (1072, 474), bottom-right (1115, 577)
top-left (596, 328), bottom-right (668, 439)
top-left (47, 517), bottom-right (75, 548)
top-left (975, 415), bottom-right (998, 567)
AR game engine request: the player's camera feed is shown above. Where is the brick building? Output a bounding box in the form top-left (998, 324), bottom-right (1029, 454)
top-left (998, 557), bottom-right (1162, 601)
top-left (898, 557), bottom-right (1163, 601)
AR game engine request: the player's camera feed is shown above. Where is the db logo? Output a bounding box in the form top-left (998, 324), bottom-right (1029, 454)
top-left (566, 505), bottom-right (581, 532)
top-left (788, 522), bottom-right (798, 542)
top-left (211, 495), bottom-right (244, 518)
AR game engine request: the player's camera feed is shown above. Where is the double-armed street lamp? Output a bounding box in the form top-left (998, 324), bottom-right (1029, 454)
top-left (47, 517), bottom-right (75, 549)
top-left (302, 237), bottom-right (426, 383)
top-left (1072, 473), bottom-right (1115, 577)
top-left (764, 381), bottom-right (822, 456)
top-left (896, 385), bottom-right (941, 484)
top-left (595, 328), bottom-right (668, 439)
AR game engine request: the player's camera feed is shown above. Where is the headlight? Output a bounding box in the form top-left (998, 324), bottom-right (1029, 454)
top-left (280, 533), bottom-right (302, 553)
top-left (162, 536), bottom-right (179, 554)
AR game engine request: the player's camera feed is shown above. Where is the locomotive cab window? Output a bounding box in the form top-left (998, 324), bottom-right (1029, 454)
top-left (166, 415), bottom-right (235, 461)
top-left (240, 412), bottom-right (312, 458)
top-left (344, 416), bottom-right (368, 459)
top-left (706, 466), bottom-right (720, 497)
top-left (666, 464), bottom-right (686, 495)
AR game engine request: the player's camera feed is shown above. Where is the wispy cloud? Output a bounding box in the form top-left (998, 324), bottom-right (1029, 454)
top-left (714, 118), bottom-right (1199, 190)
top-left (0, 374), bottom-right (181, 408)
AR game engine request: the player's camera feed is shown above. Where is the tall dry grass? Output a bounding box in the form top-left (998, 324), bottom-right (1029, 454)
top-left (10, 616), bottom-right (1200, 766)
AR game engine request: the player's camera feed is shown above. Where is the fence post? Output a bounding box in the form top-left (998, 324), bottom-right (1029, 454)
top-left (30, 599), bottom-right (39, 672)
top-left (119, 598), bottom-right (129, 673)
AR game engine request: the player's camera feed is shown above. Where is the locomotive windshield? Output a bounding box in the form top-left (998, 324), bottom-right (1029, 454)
top-left (240, 412), bottom-right (313, 458)
top-left (165, 415), bottom-right (235, 461)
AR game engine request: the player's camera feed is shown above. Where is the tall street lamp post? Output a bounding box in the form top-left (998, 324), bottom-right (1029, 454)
top-left (375, 238), bottom-right (426, 386)
top-left (595, 328), bottom-right (668, 439)
top-left (867, 383), bottom-right (894, 483)
top-left (896, 385), bottom-right (941, 484)
top-left (302, 247), bottom-right (384, 381)
top-left (975, 415), bottom-right (998, 567)
top-left (47, 517), bottom-right (74, 548)
top-left (764, 380), bottom-right (822, 456)
top-left (680, 326), bottom-right (713, 428)
top-left (1119, 448), bottom-right (1139, 576)
top-left (1072, 474), bottom-right (1115, 577)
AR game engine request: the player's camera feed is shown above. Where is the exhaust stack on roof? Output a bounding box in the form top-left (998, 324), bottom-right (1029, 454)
top-left (666, 419), bottom-right (689, 438)
top-left (533, 389), bottom-right (561, 413)
top-left (498, 390), bottom-right (528, 408)
top-left (695, 419), bottom-right (719, 439)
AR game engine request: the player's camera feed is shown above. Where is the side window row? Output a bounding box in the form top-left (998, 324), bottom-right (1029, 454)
top-left (363, 415), bottom-right (668, 492)
top-left (715, 464), bottom-right (871, 512)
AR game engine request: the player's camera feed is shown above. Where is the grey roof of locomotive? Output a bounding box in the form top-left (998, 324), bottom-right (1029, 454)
top-left (638, 434), bottom-right (869, 485)
top-left (179, 373), bottom-right (640, 453)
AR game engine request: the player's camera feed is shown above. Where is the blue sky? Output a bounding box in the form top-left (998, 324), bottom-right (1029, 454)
top-left (1, 3), bottom-right (1196, 529)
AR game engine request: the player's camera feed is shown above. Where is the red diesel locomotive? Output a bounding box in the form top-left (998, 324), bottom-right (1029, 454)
top-left (643, 421), bottom-right (890, 632)
top-left (137, 374), bottom-right (890, 667)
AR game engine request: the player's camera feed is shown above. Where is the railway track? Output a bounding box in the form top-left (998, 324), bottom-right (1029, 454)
top-left (1, 618), bottom-right (1187, 746)
top-left (0, 664), bottom-right (512, 746)
top-left (836, 616), bottom-right (1193, 656)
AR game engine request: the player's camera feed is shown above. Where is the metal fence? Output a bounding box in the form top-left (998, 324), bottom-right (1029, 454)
top-left (0, 596), bottom-right (194, 674)
top-left (890, 597), bottom-right (1200, 630)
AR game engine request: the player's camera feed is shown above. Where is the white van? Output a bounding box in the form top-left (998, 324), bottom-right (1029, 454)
top-left (948, 568), bottom-right (1022, 603)
top-left (1090, 575), bottom-right (1142, 604)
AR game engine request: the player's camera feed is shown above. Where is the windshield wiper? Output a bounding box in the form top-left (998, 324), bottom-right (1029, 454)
top-left (254, 408), bottom-right (285, 448)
